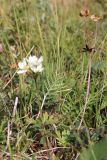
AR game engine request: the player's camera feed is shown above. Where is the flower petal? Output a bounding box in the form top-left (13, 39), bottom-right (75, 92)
top-left (18, 58), bottom-right (27, 69)
top-left (38, 56), bottom-right (43, 64)
top-left (36, 64), bottom-right (44, 72)
top-left (27, 55), bottom-right (38, 65)
top-left (17, 70), bottom-right (27, 74)
top-left (29, 65), bottom-right (38, 73)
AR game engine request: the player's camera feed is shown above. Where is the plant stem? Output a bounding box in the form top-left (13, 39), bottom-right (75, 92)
top-left (78, 53), bottom-right (92, 130)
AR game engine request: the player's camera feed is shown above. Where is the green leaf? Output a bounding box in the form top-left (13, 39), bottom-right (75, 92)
top-left (79, 137), bottom-right (107, 160)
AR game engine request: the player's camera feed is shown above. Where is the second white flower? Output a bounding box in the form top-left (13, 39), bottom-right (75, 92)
top-left (27, 55), bottom-right (44, 73)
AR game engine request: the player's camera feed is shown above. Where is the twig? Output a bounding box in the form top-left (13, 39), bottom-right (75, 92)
top-left (75, 153), bottom-right (80, 160)
top-left (12, 97), bottom-right (18, 117)
top-left (36, 93), bottom-right (48, 119)
top-left (3, 71), bottom-right (17, 90)
top-left (7, 122), bottom-right (11, 147)
top-left (36, 147), bottom-right (70, 154)
top-left (26, 45), bottom-right (35, 57)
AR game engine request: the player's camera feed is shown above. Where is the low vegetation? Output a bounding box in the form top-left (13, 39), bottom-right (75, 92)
top-left (0, 0), bottom-right (107, 159)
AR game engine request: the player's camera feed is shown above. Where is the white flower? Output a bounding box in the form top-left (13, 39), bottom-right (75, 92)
top-left (17, 55), bottom-right (44, 75)
top-left (17, 58), bottom-right (29, 74)
top-left (27, 55), bottom-right (43, 73)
